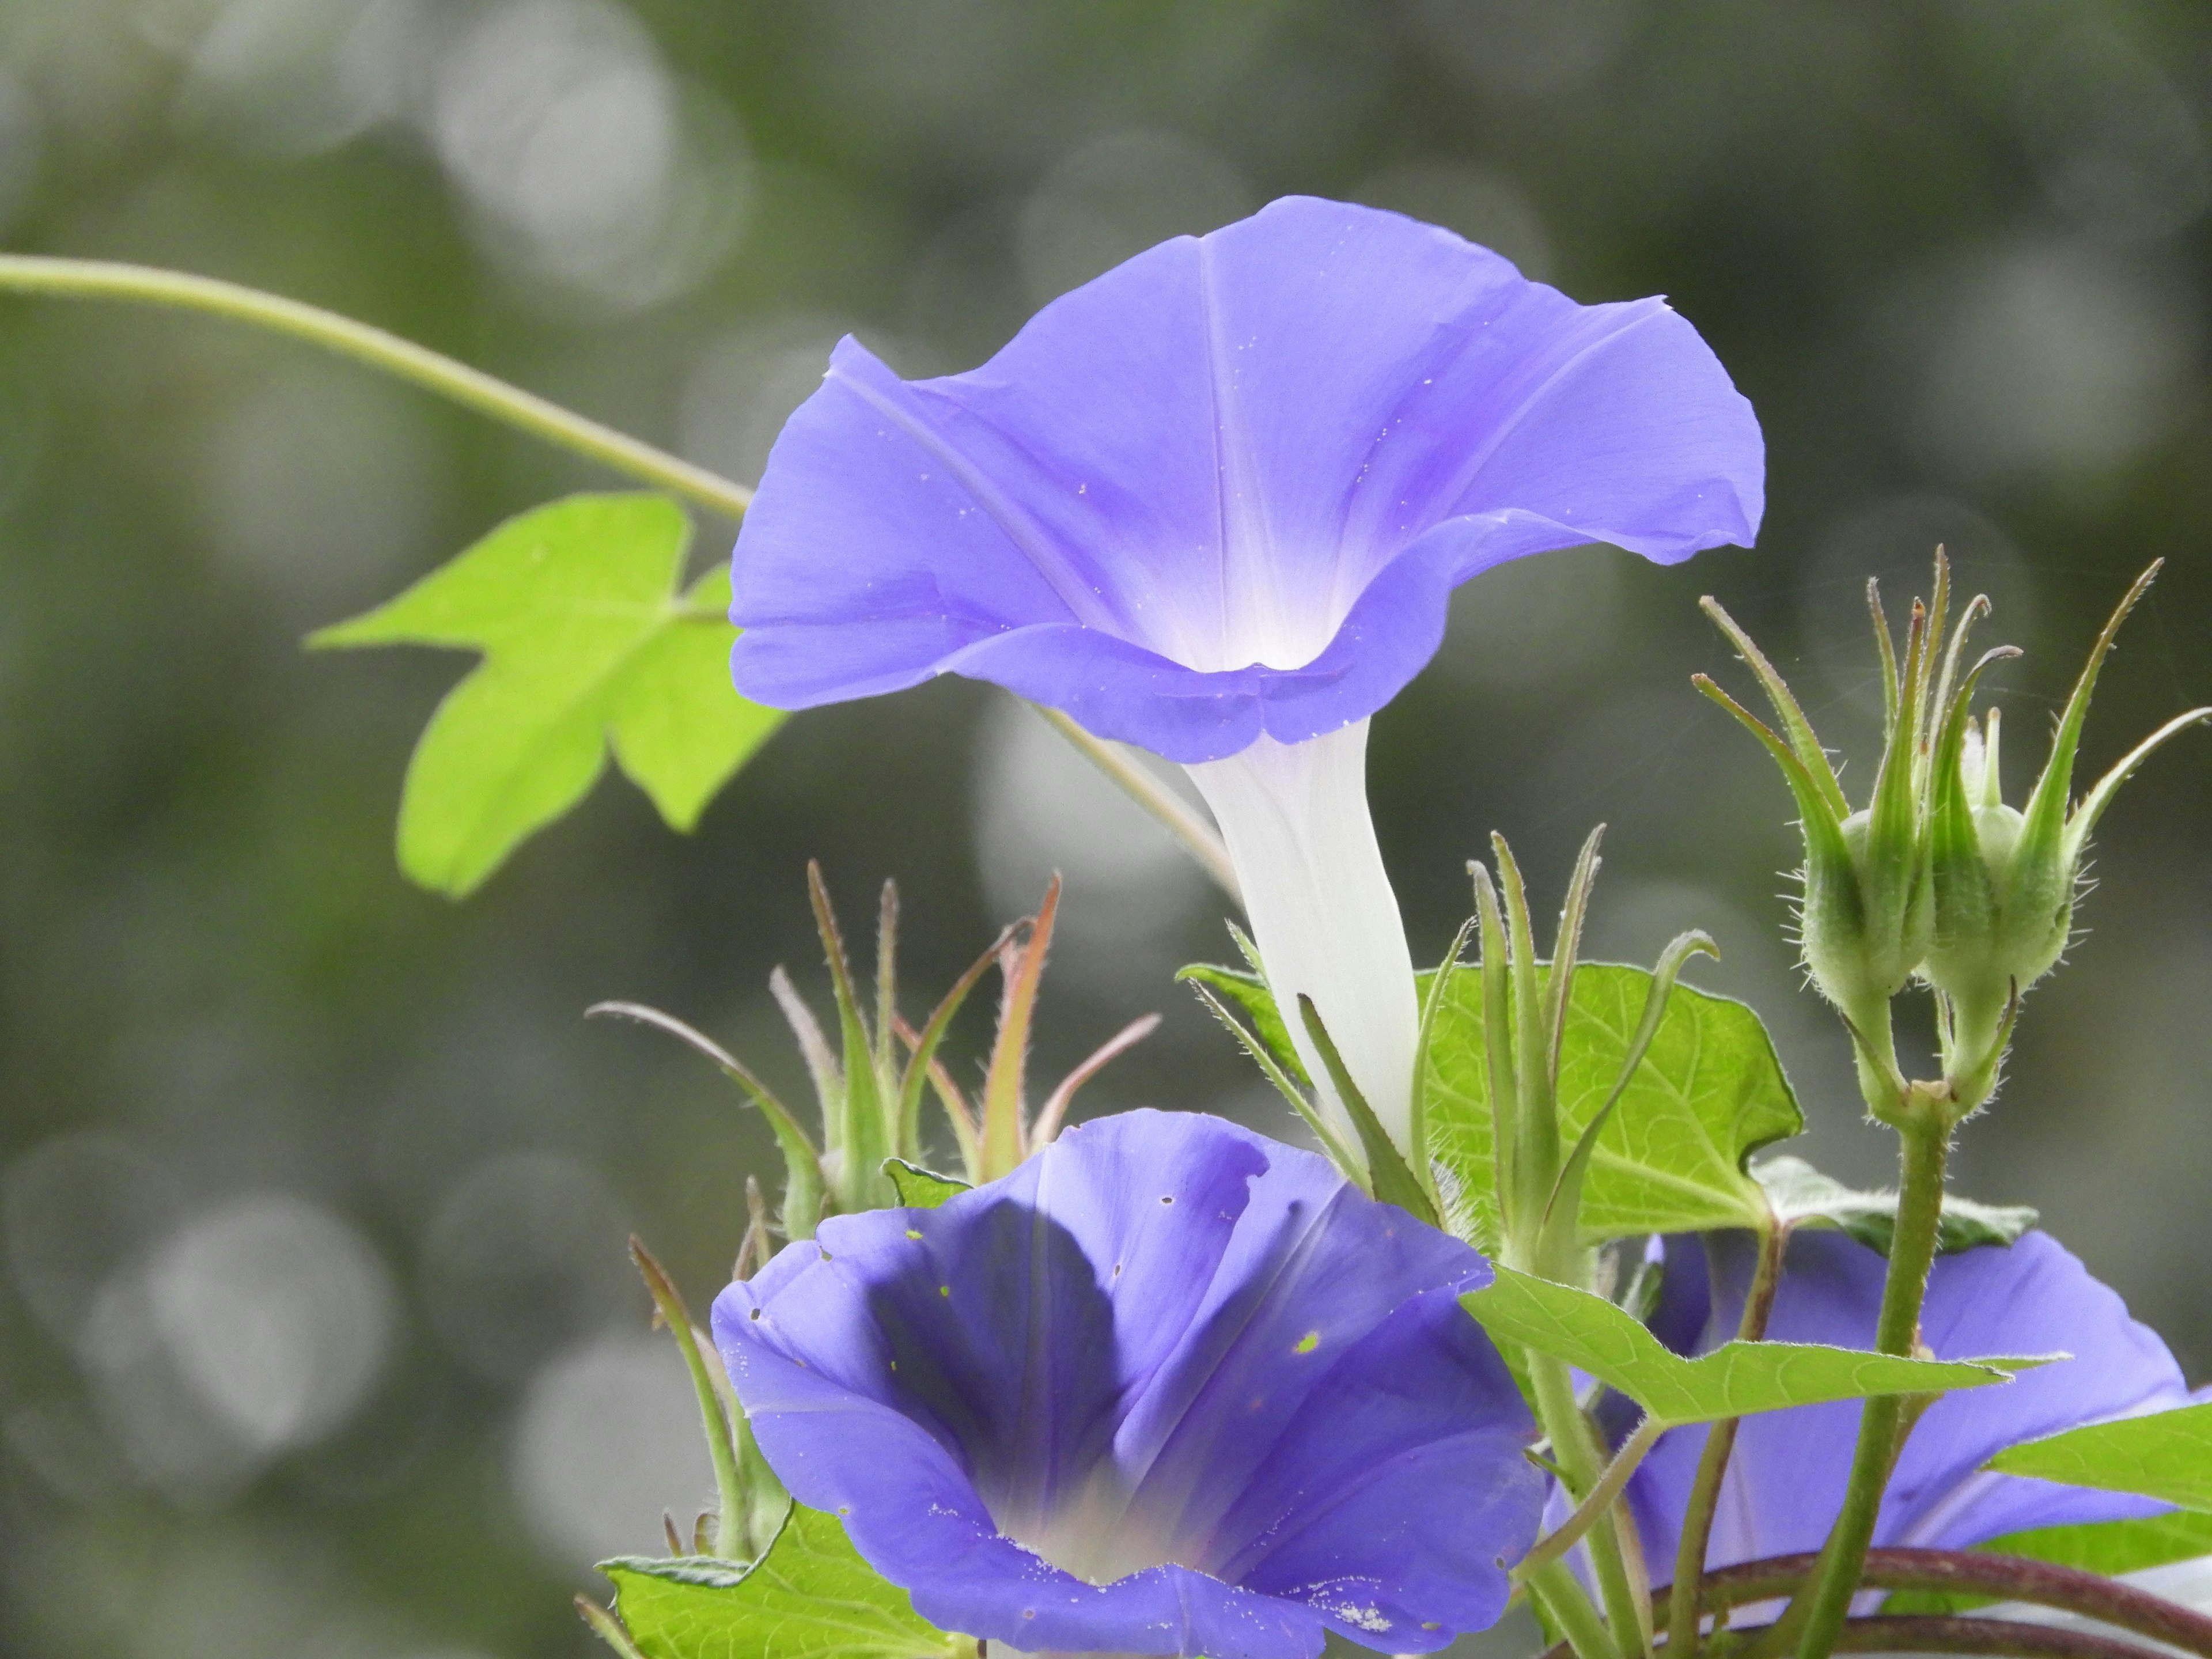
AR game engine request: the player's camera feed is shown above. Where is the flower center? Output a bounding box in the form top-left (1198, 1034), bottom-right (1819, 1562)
top-left (989, 1463), bottom-right (1194, 1588)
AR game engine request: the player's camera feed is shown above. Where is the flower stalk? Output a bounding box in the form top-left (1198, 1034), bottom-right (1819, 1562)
top-left (1773, 1099), bottom-right (1953, 1659)
top-left (1668, 1221), bottom-right (1787, 1659)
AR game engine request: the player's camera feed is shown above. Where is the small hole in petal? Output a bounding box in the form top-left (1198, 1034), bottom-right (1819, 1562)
top-left (748, 1307), bottom-right (762, 1321)
top-left (1296, 1331), bottom-right (1321, 1354)
top-left (906, 1229), bottom-right (924, 1240)
top-left (819, 1248), bottom-right (834, 1262)
top-left (940, 1285), bottom-right (951, 1297)
top-left (1160, 1195), bottom-right (1174, 1205)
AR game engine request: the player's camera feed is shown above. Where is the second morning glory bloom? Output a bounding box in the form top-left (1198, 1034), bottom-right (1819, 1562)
top-left (730, 196), bottom-right (1762, 1153)
top-left (1625, 1228), bottom-right (2194, 1578)
top-left (711, 1109), bottom-right (1543, 1659)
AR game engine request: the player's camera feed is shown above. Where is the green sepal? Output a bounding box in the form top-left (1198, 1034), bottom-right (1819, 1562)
top-left (312, 493), bottom-right (783, 897)
top-left (1296, 994), bottom-right (1438, 1225)
top-left (1693, 672), bottom-right (1881, 1017)
top-left (1537, 929), bottom-right (1718, 1268)
top-left (807, 867), bottom-right (895, 1212)
top-left (882, 1160), bottom-right (969, 1210)
top-left (596, 1504), bottom-right (973, 1659)
top-left (586, 1002), bottom-right (825, 1243)
top-left (1175, 962), bottom-right (1309, 1086)
top-left (1184, 982), bottom-right (1362, 1179)
top-left (1923, 641), bottom-right (2027, 1048)
top-left (1753, 1156), bottom-right (2037, 1257)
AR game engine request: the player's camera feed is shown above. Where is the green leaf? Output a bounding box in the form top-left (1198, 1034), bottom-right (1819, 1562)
top-left (312, 493), bottom-right (784, 897)
top-left (1753, 1155), bottom-right (2039, 1257)
top-left (1988, 1403), bottom-right (2212, 1512)
top-left (1176, 963), bottom-right (1309, 1085)
top-left (1461, 1264), bottom-right (2033, 1428)
top-left (883, 1160), bottom-right (968, 1209)
top-left (609, 564), bottom-right (784, 831)
top-left (1882, 1513), bottom-right (2212, 1614)
top-left (1425, 963), bottom-right (1802, 1247)
top-left (599, 1505), bottom-right (968, 1659)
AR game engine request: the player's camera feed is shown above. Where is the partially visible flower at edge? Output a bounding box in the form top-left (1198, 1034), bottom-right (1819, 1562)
top-left (727, 195), bottom-right (1764, 1160)
top-left (711, 1109), bottom-right (1544, 1659)
top-left (1625, 1226), bottom-right (2198, 1589)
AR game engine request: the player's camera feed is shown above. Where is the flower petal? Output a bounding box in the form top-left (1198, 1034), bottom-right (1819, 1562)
top-left (1625, 1230), bottom-right (2191, 1574)
top-left (712, 1111), bottom-right (1537, 1658)
top-left (730, 196), bottom-right (1762, 759)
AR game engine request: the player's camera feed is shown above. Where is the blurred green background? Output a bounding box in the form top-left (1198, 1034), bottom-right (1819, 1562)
top-left (1, 2), bottom-right (2209, 1656)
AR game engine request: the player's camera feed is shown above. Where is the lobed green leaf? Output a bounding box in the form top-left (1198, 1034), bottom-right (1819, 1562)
top-left (1461, 1264), bottom-right (2035, 1428)
top-left (313, 493), bottom-right (783, 897)
top-left (1425, 963), bottom-right (1802, 1247)
top-left (599, 1504), bottom-right (967, 1659)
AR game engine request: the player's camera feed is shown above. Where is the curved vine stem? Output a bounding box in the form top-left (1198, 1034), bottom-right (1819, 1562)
top-left (0, 255), bottom-right (1245, 896)
top-left (0, 254), bottom-right (753, 520)
top-left (1543, 1618), bottom-right (2181, 1659)
top-left (1625, 1547), bottom-right (2212, 1659)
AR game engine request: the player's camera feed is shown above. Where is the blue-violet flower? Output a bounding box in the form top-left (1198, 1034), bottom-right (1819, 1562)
top-left (711, 1109), bottom-right (1543, 1659)
top-left (728, 197), bottom-right (1763, 1156)
top-left (1627, 1228), bottom-right (2196, 1578)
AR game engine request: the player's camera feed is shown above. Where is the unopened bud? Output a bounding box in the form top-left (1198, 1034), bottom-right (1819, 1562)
top-left (1923, 565), bottom-right (2210, 1078)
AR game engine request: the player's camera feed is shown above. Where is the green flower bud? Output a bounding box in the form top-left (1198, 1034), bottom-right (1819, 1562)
top-left (1922, 564), bottom-right (2211, 1084)
top-left (1695, 565), bottom-right (1953, 1044)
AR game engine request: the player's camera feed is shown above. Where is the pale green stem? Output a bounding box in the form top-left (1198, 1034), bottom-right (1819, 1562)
top-left (1531, 1558), bottom-right (1627, 1659)
top-left (1029, 704), bottom-right (1242, 903)
top-left (0, 253), bottom-right (753, 519)
top-left (1531, 1346), bottom-right (1655, 1659)
top-left (1520, 1416), bottom-right (1665, 1581)
top-left (1667, 1221), bottom-right (1787, 1659)
top-left (1765, 1111), bottom-right (1951, 1659)
top-left (0, 255), bottom-right (1241, 896)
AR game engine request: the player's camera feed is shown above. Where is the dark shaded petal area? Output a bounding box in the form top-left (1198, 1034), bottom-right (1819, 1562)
top-left (711, 1111), bottom-right (1541, 1659)
top-left (1626, 1230), bottom-right (2191, 1575)
top-left (729, 195), bottom-right (1763, 762)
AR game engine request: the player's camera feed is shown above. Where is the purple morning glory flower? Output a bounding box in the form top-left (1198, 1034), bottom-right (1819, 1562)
top-left (1625, 1228), bottom-right (2194, 1578)
top-left (728, 195), bottom-right (1763, 1157)
top-left (710, 1109), bottom-right (1543, 1659)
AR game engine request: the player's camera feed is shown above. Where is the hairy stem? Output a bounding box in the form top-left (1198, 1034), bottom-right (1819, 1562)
top-left (1531, 1347), bottom-right (1656, 1658)
top-left (1532, 1557), bottom-right (1628, 1659)
top-left (0, 254), bottom-right (753, 518)
top-left (1522, 1418), bottom-right (1666, 1580)
top-left (1772, 1111), bottom-right (1953, 1659)
top-left (1676, 1548), bottom-right (2212, 1659)
top-left (1668, 1222), bottom-right (1787, 1658)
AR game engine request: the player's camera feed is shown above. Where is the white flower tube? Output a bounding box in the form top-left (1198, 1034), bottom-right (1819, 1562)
top-left (1185, 719), bottom-right (1421, 1160)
